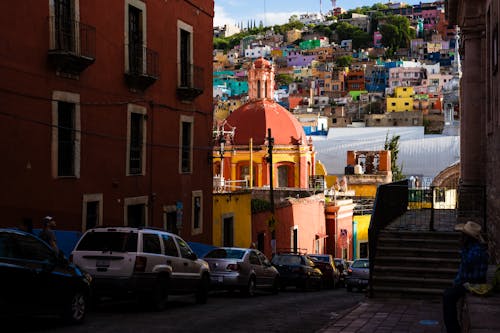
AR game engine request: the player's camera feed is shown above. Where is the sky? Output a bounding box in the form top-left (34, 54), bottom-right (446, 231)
top-left (214, 0), bottom-right (424, 27)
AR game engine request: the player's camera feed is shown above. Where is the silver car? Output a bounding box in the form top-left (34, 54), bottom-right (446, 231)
top-left (345, 258), bottom-right (370, 292)
top-left (203, 247), bottom-right (280, 296)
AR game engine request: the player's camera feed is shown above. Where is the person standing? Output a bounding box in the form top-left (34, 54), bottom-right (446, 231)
top-left (39, 216), bottom-right (59, 253)
top-left (443, 221), bottom-right (489, 333)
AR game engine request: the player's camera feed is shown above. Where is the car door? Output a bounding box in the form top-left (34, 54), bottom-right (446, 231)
top-left (160, 233), bottom-right (184, 292)
top-left (248, 251), bottom-right (265, 287)
top-left (9, 233), bottom-right (69, 313)
top-left (174, 237), bottom-right (200, 291)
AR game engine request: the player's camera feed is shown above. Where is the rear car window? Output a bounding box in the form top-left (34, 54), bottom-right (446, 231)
top-left (352, 260), bottom-right (369, 268)
top-left (76, 232), bottom-right (138, 252)
top-left (204, 249), bottom-right (245, 259)
top-left (310, 255), bottom-right (329, 263)
top-left (142, 233), bottom-right (161, 254)
top-left (271, 255), bottom-right (302, 265)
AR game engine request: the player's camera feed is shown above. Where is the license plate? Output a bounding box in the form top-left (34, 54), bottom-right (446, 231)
top-left (96, 259), bottom-right (110, 267)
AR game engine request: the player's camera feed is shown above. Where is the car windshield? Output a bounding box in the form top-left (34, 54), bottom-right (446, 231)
top-left (76, 232), bottom-right (138, 252)
top-left (272, 255), bottom-right (302, 265)
top-left (351, 260), bottom-right (369, 268)
top-left (204, 248), bottom-right (245, 259)
top-left (310, 255), bottom-right (329, 263)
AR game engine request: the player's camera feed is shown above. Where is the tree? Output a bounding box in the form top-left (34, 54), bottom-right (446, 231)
top-left (336, 55), bottom-right (353, 67)
top-left (334, 22), bottom-right (370, 49)
top-left (384, 134), bottom-right (405, 181)
top-left (289, 15), bottom-right (299, 23)
top-left (213, 37), bottom-right (230, 50)
top-left (379, 15), bottom-right (415, 54)
top-left (275, 73), bottom-right (294, 87)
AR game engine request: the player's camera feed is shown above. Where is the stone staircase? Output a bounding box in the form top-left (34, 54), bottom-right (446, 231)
top-left (371, 229), bottom-right (461, 299)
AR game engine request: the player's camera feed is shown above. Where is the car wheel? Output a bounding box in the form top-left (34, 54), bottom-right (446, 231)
top-left (243, 277), bottom-right (256, 297)
top-left (150, 277), bottom-right (169, 311)
top-left (62, 290), bottom-right (87, 324)
top-left (195, 274), bottom-right (209, 304)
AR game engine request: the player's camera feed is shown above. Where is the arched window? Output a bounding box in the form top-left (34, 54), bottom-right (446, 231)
top-left (257, 80), bottom-right (261, 99)
top-left (265, 80), bottom-right (268, 98)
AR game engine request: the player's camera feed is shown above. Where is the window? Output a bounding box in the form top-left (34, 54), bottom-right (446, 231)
top-left (11, 234), bottom-right (55, 262)
top-left (57, 101), bottom-right (76, 176)
top-left (142, 234), bottom-right (161, 254)
top-left (192, 191), bottom-right (202, 234)
top-left (278, 165), bottom-right (290, 187)
top-left (52, 0), bottom-right (75, 52)
top-left (223, 216), bottom-right (234, 247)
top-left (161, 234), bottom-right (179, 257)
top-left (124, 196), bottom-right (148, 227)
top-left (125, 0), bottom-right (147, 75)
top-left (178, 20), bottom-right (193, 88)
top-left (176, 237), bottom-right (195, 259)
top-left (249, 251), bottom-right (260, 265)
top-left (82, 193), bottom-right (102, 231)
top-left (127, 104), bottom-right (146, 176)
top-left (179, 115), bottom-right (193, 173)
top-left (359, 242), bottom-right (369, 258)
top-left (52, 91), bottom-right (80, 178)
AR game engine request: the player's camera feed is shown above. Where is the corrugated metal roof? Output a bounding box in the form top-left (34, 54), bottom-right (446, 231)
top-left (313, 127), bottom-right (459, 179)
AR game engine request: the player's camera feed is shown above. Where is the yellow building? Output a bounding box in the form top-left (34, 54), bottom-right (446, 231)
top-left (212, 192), bottom-right (252, 247)
top-left (387, 87), bottom-right (415, 112)
top-left (353, 215), bottom-right (370, 258)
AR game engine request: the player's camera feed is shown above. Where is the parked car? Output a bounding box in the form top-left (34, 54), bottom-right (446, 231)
top-left (345, 258), bottom-right (370, 292)
top-left (0, 228), bottom-right (92, 324)
top-left (71, 227), bottom-right (210, 310)
top-left (308, 254), bottom-right (341, 289)
top-left (271, 253), bottom-right (322, 291)
top-left (203, 247), bottom-right (279, 296)
top-left (333, 258), bottom-right (349, 287)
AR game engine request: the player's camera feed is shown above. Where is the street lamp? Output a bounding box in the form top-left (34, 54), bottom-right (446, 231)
top-left (218, 135), bottom-right (226, 184)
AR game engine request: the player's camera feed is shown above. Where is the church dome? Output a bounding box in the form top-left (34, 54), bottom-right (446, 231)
top-left (225, 99), bottom-right (306, 146)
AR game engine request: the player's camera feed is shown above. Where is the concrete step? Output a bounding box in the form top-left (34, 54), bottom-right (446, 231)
top-left (378, 237), bottom-right (460, 249)
top-left (379, 230), bottom-right (461, 241)
top-left (372, 275), bottom-right (453, 289)
top-left (370, 286), bottom-right (446, 300)
top-left (373, 265), bottom-right (458, 276)
top-left (376, 246), bottom-right (460, 259)
top-left (375, 256), bottom-right (460, 268)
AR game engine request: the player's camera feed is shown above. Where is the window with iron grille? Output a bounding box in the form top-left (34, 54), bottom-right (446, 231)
top-left (180, 120), bottom-right (192, 173)
top-left (54, 0), bottom-right (74, 51)
top-left (129, 112), bottom-right (143, 175)
top-left (57, 101), bottom-right (75, 177)
top-left (128, 5), bottom-right (143, 75)
top-left (180, 28), bottom-right (191, 87)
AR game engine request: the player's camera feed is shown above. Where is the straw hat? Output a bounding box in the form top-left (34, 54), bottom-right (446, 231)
top-left (455, 221), bottom-right (485, 243)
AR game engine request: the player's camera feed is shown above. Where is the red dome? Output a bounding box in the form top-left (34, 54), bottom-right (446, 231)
top-left (225, 99), bottom-right (306, 146)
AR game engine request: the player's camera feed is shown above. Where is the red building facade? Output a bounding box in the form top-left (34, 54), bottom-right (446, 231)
top-left (0, 0), bottom-right (214, 243)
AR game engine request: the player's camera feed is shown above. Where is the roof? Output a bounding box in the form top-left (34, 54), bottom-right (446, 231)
top-left (313, 127), bottom-right (460, 179)
top-left (226, 99), bottom-right (306, 146)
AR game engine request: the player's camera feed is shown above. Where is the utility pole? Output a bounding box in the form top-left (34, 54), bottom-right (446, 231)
top-left (266, 128), bottom-right (276, 254)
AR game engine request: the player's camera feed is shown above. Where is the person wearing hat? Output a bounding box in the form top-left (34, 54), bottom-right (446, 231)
top-left (443, 221), bottom-right (489, 333)
top-left (39, 216), bottom-right (59, 253)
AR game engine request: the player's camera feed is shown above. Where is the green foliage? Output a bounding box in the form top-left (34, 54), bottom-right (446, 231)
top-left (384, 134), bottom-right (405, 181)
top-left (213, 37), bottom-right (230, 51)
top-left (275, 73), bottom-right (294, 86)
top-left (334, 22), bottom-right (370, 49)
top-left (379, 15), bottom-right (415, 54)
top-left (336, 55), bottom-right (353, 67)
top-left (251, 199), bottom-right (272, 214)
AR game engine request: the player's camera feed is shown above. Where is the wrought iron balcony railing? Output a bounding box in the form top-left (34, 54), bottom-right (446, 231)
top-left (48, 16), bottom-right (96, 74)
top-left (125, 45), bottom-right (159, 90)
top-left (177, 63), bottom-right (204, 101)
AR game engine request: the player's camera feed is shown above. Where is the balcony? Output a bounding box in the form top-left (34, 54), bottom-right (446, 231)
top-left (124, 46), bottom-right (159, 91)
top-left (47, 16), bottom-right (96, 75)
top-left (176, 63), bottom-right (204, 101)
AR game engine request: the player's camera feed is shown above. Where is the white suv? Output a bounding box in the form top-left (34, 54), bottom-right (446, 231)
top-left (71, 227), bottom-right (210, 309)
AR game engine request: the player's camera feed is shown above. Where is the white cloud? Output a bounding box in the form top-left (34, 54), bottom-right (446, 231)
top-left (214, 5), bottom-right (237, 27)
top-left (255, 11), bottom-right (301, 26)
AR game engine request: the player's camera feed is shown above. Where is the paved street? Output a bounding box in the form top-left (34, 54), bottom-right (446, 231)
top-left (6, 288), bottom-right (364, 333)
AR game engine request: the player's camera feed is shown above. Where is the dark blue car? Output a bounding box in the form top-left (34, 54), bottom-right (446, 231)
top-left (0, 228), bottom-right (92, 324)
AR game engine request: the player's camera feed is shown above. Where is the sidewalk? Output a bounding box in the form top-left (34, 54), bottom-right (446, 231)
top-left (318, 298), bottom-right (446, 333)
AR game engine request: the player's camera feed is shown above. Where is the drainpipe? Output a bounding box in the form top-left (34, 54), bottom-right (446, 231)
top-left (353, 220), bottom-right (358, 259)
